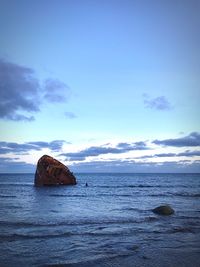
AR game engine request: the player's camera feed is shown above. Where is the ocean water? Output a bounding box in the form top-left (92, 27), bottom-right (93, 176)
top-left (0, 173), bottom-right (200, 266)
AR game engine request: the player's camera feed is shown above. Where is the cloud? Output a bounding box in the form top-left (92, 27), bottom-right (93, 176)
top-left (0, 157), bottom-right (34, 173)
top-left (44, 79), bottom-right (71, 103)
top-left (178, 150), bottom-right (200, 157)
top-left (61, 142), bottom-right (149, 161)
top-left (117, 141), bottom-right (147, 149)
top-left (63, 146), bottom-right (122, 160)
top-left (64, 111), bottom-right (77, 119)
top-left (27, 140), bottom-right (68, 152)
top-left (0, 140), bottom-right (67, 154)
top-left (0, 59), bottom-right (40, 121)
top-left (7, 114), bottom-right (35, 122)
top-left (153, 132), bottom-right (200, 147)
top-left (67, 156), bottom-right (86, 161)
top-left (143, 94), bottom-right (172, 110)
top-left (1, 156), bottom-right (199, 173)
top-left (116, 143), bottom-right (132, 148)
top-left (0, 59), bottom-right (72, 121)
top-left (139, 150), bottom-right (200, 159)
top-left (69, 159), bottom-right (200, 173)
top-left (139, 153), bottom-right (176, 159)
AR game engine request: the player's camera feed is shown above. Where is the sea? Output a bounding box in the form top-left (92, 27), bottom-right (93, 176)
top-left (0, 173), bottom-right (200, 267)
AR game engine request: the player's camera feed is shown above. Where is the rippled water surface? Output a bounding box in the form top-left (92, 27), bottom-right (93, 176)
top-left (0, 173), bottom-right (200, 266)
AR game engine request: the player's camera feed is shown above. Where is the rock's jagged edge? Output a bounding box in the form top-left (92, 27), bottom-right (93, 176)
top-left (34, 155), bottom-right (76, 186)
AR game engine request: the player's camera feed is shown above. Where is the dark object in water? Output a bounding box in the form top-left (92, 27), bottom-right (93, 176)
top-left (85, 183), bottom-right (88, 187)
top-left (152, 205), bottom-right (174, 215)
top-left (34, 155), bottom-right (76, 186)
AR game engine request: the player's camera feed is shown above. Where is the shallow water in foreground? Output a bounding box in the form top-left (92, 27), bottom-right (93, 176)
top-left (0, 173), bottom-right (200, 266)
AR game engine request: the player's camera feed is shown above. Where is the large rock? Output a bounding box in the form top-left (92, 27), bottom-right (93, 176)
top-left (34, 155), bottom-right (76, 186)
top-left (152, 205), bottom-right (174, 215)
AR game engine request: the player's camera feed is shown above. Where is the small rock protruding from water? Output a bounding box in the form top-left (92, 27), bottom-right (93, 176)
top-left (152, 205), bottom-right (175, 215)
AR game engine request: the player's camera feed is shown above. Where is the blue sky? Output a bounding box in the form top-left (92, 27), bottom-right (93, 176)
top-left (0, 0), bottom-right (200, 172)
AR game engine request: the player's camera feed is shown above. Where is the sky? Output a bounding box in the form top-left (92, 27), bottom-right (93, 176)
top-left (0, 0), bottom-right (200, 172)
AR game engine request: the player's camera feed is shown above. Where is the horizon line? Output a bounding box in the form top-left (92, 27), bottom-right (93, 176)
top-left (0, 172), bottom-right (199, 175)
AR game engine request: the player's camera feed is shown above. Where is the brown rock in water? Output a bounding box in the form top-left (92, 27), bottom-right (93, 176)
top-left (152, 205), bottom-right (174, 215)
top-left (34, 155), bottom-right (76, 186)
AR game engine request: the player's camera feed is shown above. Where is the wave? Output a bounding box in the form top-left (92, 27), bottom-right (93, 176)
top-left (0, 218), bottom-right (158, 242)
top-left (48, 193), bottom-right (134, 198)
top-left (176, 215), bottom-right (200, 221)
top-left (1, 223), bottom-right (196, 243)
top-left (172, 193), bottom-right (200, 198)
top-left (1, 220), bottom-right (198, 243)
top-left (49, 194), bottom-right (72, 197)
top-left (149, 192), bottom-right (200, 198)
top-left (153, 226), bottom-right (198, 234)
top-left (0, 230), bottom-right (136, 242)
top-left (119, 207), bottom-right (148, 213)
top-left (48, 191), bottom-right (200, 199)
top-left (0, 194), bottom-right (17, 198)
top-left (170, 227), bottom-right (195, 233)
top-left (0, 183), bottom-right (33, 187)
top-left (0, 216), bottom-right (158, 228)
top-left (151, 228), bottom-right (196, 234)
top-left (0, 232), bottom-right (72, 242)
top-left (94, 184), bottom-right (190, 188)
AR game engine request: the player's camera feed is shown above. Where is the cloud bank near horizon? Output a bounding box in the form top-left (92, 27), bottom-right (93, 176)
top-left (0, 132), bottom-right (199, 172)
top-left (60, 141), bottom-right (149, 161)
top-left (0, 156), bottom-right (199, 173)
